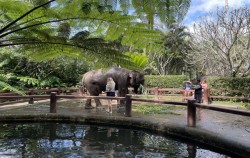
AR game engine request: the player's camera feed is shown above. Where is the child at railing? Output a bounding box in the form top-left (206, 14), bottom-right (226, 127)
top-left (106, 77), bottom-right (116, 114)
top-left (183, 81), bottom-right (192, 97)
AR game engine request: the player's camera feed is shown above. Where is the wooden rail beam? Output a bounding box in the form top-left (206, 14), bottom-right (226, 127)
top-left (195, 103), bottom-right (250, 117)
top-left (125, 94), bottom-right (132, 117)
top-left (28, 89), bottom-right (34, 104)
top-left (50, 92), bottom-right (57, 113)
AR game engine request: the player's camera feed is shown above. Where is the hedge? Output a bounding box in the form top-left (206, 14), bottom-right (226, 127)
top-left (144, 75), bottom-right (188, 88)
top-left (207, 76), bottom-right (250, 96)
top-left (143, 75), bottom-right (250, 97)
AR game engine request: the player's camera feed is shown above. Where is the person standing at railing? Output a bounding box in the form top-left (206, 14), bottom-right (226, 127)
top-left (201, 80), bottom-right (210, 104)
top-left (193, 79), bottom-right (202, 103)
top-left (183, 81), bottom-right (192, 98)
top-left (106, 77), bottom-right (116, 114)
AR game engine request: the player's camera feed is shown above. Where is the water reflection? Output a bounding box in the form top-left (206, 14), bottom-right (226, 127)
top-left (0, 123), bottom-right (233, 158)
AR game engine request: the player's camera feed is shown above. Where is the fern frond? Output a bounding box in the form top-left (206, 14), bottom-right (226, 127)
top-left (125, 52), bottom-right (148, 71)
top-left (17, 76), bottom-right (39, 86)
top-left (0, 80), bottom-right (25, 95)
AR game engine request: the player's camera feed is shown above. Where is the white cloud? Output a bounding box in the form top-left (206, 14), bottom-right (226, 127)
top-left (189, 0), bottom-right (250, 14)
top-left (184, 0), bottom-right (250, 26)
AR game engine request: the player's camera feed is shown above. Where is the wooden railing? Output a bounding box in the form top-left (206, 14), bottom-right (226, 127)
top-left (1, 86), bottom-right (249, 105)
top-left (1, 91), bottom-right (249, 128)
top-left (0, 87), bottom-right (81, 104)
top-left (129, 87), bottom-right (250, 103)
top-left (0, 87), bottom-right (80, 96)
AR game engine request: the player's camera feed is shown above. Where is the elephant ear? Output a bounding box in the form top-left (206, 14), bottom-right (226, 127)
top-left (128, 72), bottom-right (134, 85)
top-left (138, 73), bottom-right (145, 85)
top-left (129, 72), bottom-right (133, 78)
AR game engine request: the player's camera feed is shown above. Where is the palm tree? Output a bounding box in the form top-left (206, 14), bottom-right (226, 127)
top-left (150, 25), bottom-right (192, 75)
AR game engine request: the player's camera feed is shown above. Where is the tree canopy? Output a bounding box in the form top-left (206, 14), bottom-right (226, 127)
top-left (190, 7), bottom-right (250, 77)
top-left (0, 0), bottom-right (192, 90)
top-left (0, 0), bottom-right (166, 70)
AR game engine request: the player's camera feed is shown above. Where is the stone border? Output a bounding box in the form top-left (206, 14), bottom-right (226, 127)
top-left (0, 114), bottom-right (249, 158)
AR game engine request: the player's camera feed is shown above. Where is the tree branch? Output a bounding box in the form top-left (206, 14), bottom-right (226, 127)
top-left (0, 0), bottom-right (55, 34)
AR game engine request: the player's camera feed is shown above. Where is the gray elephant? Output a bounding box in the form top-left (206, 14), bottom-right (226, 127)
top-left (82, 67), bottom-right (144, 109)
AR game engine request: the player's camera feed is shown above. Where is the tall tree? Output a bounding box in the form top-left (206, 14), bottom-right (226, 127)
top-left (128, 0), bottom-right (192, 75)
top-left (150, 25), bottom-right (191, 75)
top-left (190, 7), bottom-right (250, 77)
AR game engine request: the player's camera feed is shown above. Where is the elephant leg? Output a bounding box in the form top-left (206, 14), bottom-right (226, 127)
top-left (94, 98), bottom-right (102, 108)
top-left (118, 88), bottom-right (127, 108)
top-left (85, 99), bottom-right (94, 109)
top-left (85, 91), bottom-right (94, 109)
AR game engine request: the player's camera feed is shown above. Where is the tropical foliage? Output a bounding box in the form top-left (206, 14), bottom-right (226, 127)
top-left (0, 0), bottom-right (162, 66)
top-left (0, 0), bottom-right (191, 91)
top-left (149, 25), bottom-right (192, 75)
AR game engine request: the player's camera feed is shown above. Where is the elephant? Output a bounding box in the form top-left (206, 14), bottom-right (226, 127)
top-left (82, 67), bottom-right (144, 109)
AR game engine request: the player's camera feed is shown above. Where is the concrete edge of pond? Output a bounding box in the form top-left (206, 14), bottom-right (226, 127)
top-left (0, 113), bottom-right (249, 158)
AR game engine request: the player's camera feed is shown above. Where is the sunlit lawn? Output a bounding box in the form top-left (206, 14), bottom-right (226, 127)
top-left (132, 94), bottom-right (250, 114)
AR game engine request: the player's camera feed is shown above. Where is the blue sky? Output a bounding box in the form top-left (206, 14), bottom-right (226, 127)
top-left (183, 0), bottom-right (250, 27)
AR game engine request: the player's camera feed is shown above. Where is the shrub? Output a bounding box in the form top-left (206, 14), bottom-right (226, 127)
top-left (144, 75), bottom-right (188, 88)
top-left (207, 76), bottom-right (250, 97)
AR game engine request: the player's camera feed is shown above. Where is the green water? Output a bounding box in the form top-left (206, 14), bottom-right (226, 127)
top-left (0, 123), bottom-right (234, 158)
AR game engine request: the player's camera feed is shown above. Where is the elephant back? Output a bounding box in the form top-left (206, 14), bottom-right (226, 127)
top-left (82, 70), bottom-right (108, 92)
top-left (105, 67), bottom-right (131, 82)
top-left (106, 67), bottom-right (144, 88)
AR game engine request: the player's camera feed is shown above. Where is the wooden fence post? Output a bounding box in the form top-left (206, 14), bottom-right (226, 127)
top-left (187, 99), bottom-right (196, 127)
top-left (28, 89), bottom-right (34, 104)
top-left (50, 92), bottom-right (57, 113)
top-left (125, 94), bottom-right (132, 117)
top-left (57, 87), bottom-right (61, 95)
top-left (154, 87), bottom-right (159, 100)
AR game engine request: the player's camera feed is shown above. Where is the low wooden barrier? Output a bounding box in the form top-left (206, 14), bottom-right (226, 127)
top-left (0, 92), bottom-right (250, 128)
top-left (130, 87), bottom-right (250, 103)
top-left (126, 94), bottom-right (250, 127)
top-left (1, 86), bottom-right (249, 105)
top-left (0, 87), bottom-right (81, 104)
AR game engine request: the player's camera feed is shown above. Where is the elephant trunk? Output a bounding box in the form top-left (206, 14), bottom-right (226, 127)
top-left (133, 85), bottom-right (139, 94)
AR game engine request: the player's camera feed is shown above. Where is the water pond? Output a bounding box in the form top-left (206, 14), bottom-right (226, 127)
top-left (0, 123), bottom-right (235, 158)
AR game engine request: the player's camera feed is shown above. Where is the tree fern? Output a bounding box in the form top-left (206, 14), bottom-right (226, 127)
top-left (0, 0), bottom-right (191, 73)
top-left (17, 76), bottom-right (40, 87)
top-left (125, 52), bottom-right (148, 71)
top-left (0, 1), bottom-right (162, 55)
top-left (0, 74), bottom-right (25, 95)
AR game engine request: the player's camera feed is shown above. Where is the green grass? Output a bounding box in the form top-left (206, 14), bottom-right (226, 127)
top-left (240, 102), bottom-right (250, 109)
top-left (133, 95), bottom-right (183, 101)
top-left (210, 100), bottom-right (250, 109)
top-left (132, 103), bottom-right (183, 115)
top-left (132, 95), bottom-right (250, 112)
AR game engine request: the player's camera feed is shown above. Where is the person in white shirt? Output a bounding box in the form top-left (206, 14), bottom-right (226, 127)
top-left (106, 77), bottom-right (115, 113)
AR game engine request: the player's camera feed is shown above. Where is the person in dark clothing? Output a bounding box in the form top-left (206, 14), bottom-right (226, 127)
top-left (194, 79), bottom-right (202, 103)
